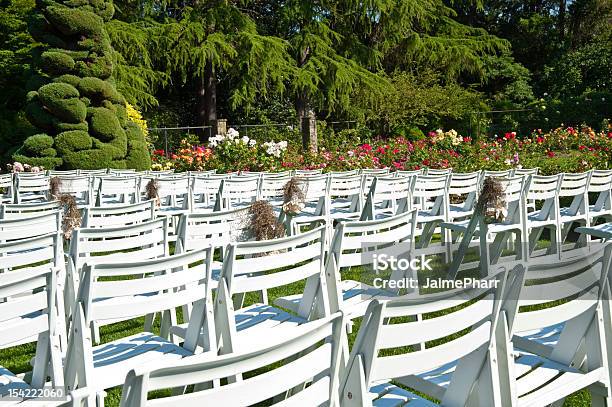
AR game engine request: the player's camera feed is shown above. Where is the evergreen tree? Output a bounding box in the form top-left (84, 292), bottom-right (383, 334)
top-left (15, 0), bottom-right (151, 169)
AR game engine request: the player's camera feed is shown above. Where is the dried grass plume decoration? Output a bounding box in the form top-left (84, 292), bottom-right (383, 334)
top-left (282, 177), bottom-right (305, 215)
top-left (248, 200), bottom-right (285, 241)
top-left (145, 178), bottom-right (161, 207)
top-left (476, 177), bottom-right (506, 223)
top-left (50, 177), bottom-right (61, 199)
top-left (59, 194), bottom-right (81, 239)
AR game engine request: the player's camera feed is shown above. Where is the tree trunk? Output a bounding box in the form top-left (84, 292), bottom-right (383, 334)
top-left (197, 61), bottom-right (217, 131)
top-left (558, 0), bottom-right (566, 41)
top-left (296, 92), bottom-right (318, 153)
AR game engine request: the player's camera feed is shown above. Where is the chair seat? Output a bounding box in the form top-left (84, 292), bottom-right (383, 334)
top-left (448, 204), bottom-right (474, 220)
top-left (90, 331), bottom-right (193, 390)
top-left (441, 219), bottom-right (521, 234)
top-left (515, 323), bottom-right (564, 349)
top-left (0, 366), bottom-right (30, 397)
top-left (527, 212), bottom-right (557, 229)
top-left (558, 207), bottom-right (588, 223)
top-left (369, 382), bottom-right (438, 406)
top-left (171, 303), bottom-right (306, 350)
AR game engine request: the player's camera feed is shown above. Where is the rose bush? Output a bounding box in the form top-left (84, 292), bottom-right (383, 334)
top-left (151, 125), bottom-right (612, 175)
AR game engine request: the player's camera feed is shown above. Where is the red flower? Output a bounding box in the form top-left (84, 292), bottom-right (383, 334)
top-left (393, 148), bottom-right (400, 154)
top-left (362, 144), bottom-right (372, 152)
top-left (547, 151), bottom-right (555, 158)
top-left (578, 145), bottom-right (586, 151)
top-left (463, 136), bottom-right (472, 143)
top-left (537, 136), bottom-right (544, 144)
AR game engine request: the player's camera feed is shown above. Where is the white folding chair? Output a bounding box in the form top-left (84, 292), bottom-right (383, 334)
top-left (340, 265), bottom-right (524, 406)
top-left (64, 249), bottom-right (215, 405)
top-left (14, 174), bottom-right (50, 203)
top-left (189, 174), bottom-right (230, 212)
top-left (412, 174), bottom-right (451, 249)
top-left (588, 169), bottom-right (612, 225)
top-left (258, 175), bottom-right (292, 208)
top-left (279, 175), bottom-right (330, 235)
top-left (442, 176), bottom-right (529, 277)
top-left (448, 171), bottom-right (481, 222)
top-left (524, 174), bottom-right (563, 257)
top-left (78, 169), bottom-right (107, 176)
top-left (276, 210), bottom-right (418, 320)
top-left (0, 267), bottom-right (65, 397)
top-left (0, 201), bottom-right (61, 219)
top-left (216, 177), bottom-right (259, 211)
top-left (361, 175), bottom-right (415, 220)
top-left (187, 170), bottom-right (216, 177)
top-left (503, 243), bottom-right (612, 406)
top-left (81, 200), bottom-right (155, 228)
top-left (512, 167), bottom-right (539, 177)
top-left (54, 176), bottom-right (93, 208)
top-left (208, 226), bottom-right (330, 354)
top-left (330, 170), bottom-right (360, 177)
top-left (108, 169), bottom-right (136, 176)
top-left (0, 173), bottom-right (14, 204)
top-left (95, 176), bottom-right (140, 206)
top-left (66, 219), bottom-right (170, 342)
top-left (120, 313), bottom-right (346, 407)
top-left (557, 172), bottom-right (591, 248)
top-left (394, 169), bottom-right (424, 178)
top-left (327, 174), bottom-right (364, 221)
top-left (154, 177), bottom-right (190, 241)
top-left (483, 169), bottom-right (513, 178)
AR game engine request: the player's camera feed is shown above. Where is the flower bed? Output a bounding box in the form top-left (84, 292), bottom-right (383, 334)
top-left (151, 125), bottom-right (612, 175)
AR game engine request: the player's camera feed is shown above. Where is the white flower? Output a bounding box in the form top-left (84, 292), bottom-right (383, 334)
top-left (278, 141), bottom-right (288, 150)
top-left (347, 150), bottom-right (354, 157)
top-left (241, 135), bottom-right (250, 145)
top-left (249, 139), bottom-right (256, 147)
top-left (226, 128), bottom-right (239, 140)
top-left (504, 159), bottom-right (512, 165)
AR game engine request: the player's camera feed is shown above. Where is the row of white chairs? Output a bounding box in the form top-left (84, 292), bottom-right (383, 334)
top-left (2, 207), bottom-right (612, 406)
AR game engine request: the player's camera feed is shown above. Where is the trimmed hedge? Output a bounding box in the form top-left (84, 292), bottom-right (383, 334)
top-left (18, 0), bottom-right (152, 170)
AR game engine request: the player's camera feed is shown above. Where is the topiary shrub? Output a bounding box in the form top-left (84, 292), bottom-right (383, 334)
top-left (23, 134), bottom-right (55, 155)
top-left (17, 0), bottom-right (151, 170)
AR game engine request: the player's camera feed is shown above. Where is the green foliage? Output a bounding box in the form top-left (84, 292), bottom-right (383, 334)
top-left (22, 133), bottom-right (54, 154)
top-left (40, 50), bottom-right (75, 75)
top-left (55, 130), bottom-right (92, 155)
top-left (14, 0), bottom-right (152, 170)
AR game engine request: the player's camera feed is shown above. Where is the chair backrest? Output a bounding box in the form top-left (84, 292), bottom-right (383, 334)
top-left (258, 176), bottom-right (292, 204)
top-left (526, 174), bottom-right (562, 220)
top-left (0, 266), bottom-right (63, 388)
top-left (361, 175), bottom-right (415, 220)
top-left (425, 167), bottom-right (452, 176)
top-left (156, 177), bottom-right (190, 210)
top-left (96, 176), bottom-right (140, 206)
top-left (14, 174), bottom-right (50, 203)
top-left (483, 169), bottom-right (513, 178)
top-left (0, 201), bottom-right (62, 219)
top-left (190, 176), bottom-right (225, 210)
top-left (120, 313), bottom-right (346, 407)
top-left (340, 265), bottom-right (524, 406)
top-left (54, 175), bottom-right (93, 206)
top-left (293, 169), bottom-right (323, 176)
top-left (69, 218), bottom-right (169, 276)
top-left (218, 178), bottom-right (260, 210)
top-left (448, 171), bottom-right (481, 212)
top-left (0, 232), bottom-right (64, 274)
top-left (81, 200), bottom-right (155, 228)
top-left (261, 170), bottom-right (292, 179)
top-left (78, 169), bottom-right (108, 176)
top-left (176, 206), bottom-right (250, 253)
top-left (48, 170), bottom-right (79, 176)
top-left (360, 168), bottom-right (389, 175)
top-left (0, 173), bottom-right (14, 203)
top-left (187, 170), bottom-right (216, 177)
top-left (75, 249), bottom-right (214, 353)
top-left (413, 174), bottom-right (450, 212)
top-left (329, 174), bottom-right (364, 197)
top-left (512, 167), bottom-right (539, 177)
top-left (394, 169), bottom-right (423, 177)
top-left (109, 169), bottom-right (137, 176)
top-left (558, 172), bottom-right (591, 218)
top-left (588, 169), bottom-right (612, 212)
top-left (330, 170), bottom-right (360, 177)
top-left (143, 170), bottom-right (175, 176)
top-left (0, 211), bottom-right (61, 242)
top-left (216, 226), bottom-right (328, 352)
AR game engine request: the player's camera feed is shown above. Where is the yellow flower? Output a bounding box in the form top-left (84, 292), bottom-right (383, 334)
top-left (126, 102), bottom-right (150, 145)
